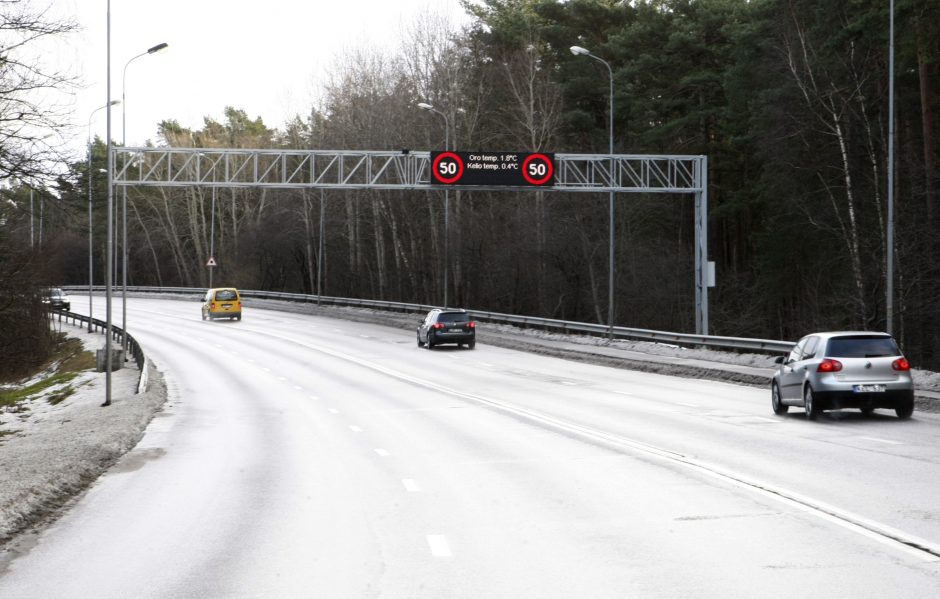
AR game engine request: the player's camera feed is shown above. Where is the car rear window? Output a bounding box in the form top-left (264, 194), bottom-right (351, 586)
top-left (826, 336), bottom-right (900, 358)
top-left (215, 290), bottom-right (238, 301)
top-left (437, 312), bottom-right (468, 324)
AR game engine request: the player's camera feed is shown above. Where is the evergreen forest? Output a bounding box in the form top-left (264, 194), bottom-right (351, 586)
top-left (4, 0), bottom-right (940, 370)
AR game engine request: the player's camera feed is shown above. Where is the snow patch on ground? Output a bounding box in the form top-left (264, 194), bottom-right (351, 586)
top-left (0, 327), bottom-right (166, 543)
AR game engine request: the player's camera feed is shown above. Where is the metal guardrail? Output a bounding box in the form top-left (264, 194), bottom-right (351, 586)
top-left (49, 309), bottom-right (148, 394)
top-left (64, 286), bottom-right (793, 354)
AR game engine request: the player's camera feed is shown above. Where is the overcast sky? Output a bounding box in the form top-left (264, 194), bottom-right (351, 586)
top-left (52, 0), bottom-right (470, 156)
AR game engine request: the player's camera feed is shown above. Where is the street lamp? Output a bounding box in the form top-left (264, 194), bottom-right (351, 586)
top-left (87, 100), bottom-right (120, 332)
top-left (120, 41), bottom-right (168, 355)
top-left (417, 101), bottom-right (451, 308)
top-left (570, 44), bottom-right (616, 340)
top-left (886, 0), bottom-right (895, 334)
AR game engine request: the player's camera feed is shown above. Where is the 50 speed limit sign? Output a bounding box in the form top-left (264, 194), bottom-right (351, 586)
top-left (430, 151), bottom-right (555, 187)
top-left (432, 152), bottom-right (465, 185)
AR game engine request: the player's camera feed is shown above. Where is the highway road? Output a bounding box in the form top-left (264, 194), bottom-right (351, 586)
top-left (2, 297), bottom-right (939, 597)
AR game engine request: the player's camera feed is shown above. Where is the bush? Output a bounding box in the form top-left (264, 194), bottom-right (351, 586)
top-left (0, 237), bottom-right (55, 382)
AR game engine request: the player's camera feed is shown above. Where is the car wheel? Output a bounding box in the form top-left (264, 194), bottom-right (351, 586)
top-left (417, 332), bottom-right (424, 347)
top-left (895, 399), bottom-right (914, 420)
top-left (426, 333), bottom-right (434, 350)
top-left (860, 406), bottom-right (875, 417)
top-left (804, 385), bottom-right (820, 421)
top-left (771, 382), bottom-right (788, 415)
top-left (468, 339), bottom-right (476, 350)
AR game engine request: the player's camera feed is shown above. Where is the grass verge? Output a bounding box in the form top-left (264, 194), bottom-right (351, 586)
top-left (0, 337), bottom-right (94, 409)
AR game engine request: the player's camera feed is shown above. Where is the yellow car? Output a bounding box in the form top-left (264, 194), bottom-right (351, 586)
top-left (201, 288), bottom-right (242, 321)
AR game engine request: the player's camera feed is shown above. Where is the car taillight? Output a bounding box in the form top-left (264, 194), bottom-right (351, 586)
top-left (892, 358), bottom-right (910, 371)
top-left (210, 302), bottom-right (216, 309)
top-left (468, 321), bottom-right (475, 328)
top-left (432, 323), bottom-right (444, 329)
top-left (817, 359), bottom-right (843, 372)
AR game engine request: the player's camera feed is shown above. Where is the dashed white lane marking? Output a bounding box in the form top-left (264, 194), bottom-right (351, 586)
top-left (250, 330), bottom-right (940, 563)
top-left (309, 395), bottom-right (319, 400)
top-left (860, 436), bottom-right (904, 446)
top-left (426, 535), bottom-right (452, 557)
top-left (294, 386), bottom-right (303, 391)
top-left (263, 367), bottom-right (271, 372)
top-left (374, 448), bottom-right (390, 457)
top-left (611, 390), bottom-right (634, 397)
top-left (480, 362), bottom-right (494, 367)
top-left (402, 479), bottom-right (421, 492)
top-left (349, 425), bottom-right (363, 433)
top-left (560, 381), bottom-right (577, 386)
top-left (677, 402), bottom-right (699, 408)
top-left (328, 409), bottom-right (339, 414)
top-left (751, 416), bottom-right (780, 423)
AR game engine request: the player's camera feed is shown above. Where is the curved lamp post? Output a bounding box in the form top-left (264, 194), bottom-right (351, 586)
top-left (120, 41), bottom-right (168, 354)
top-left (417, 101), bottom-right (451, 308)
top-left (570, 45), bottom-right (616, 340)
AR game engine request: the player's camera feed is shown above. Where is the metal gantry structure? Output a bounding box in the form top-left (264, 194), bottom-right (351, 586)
top-left (112, 147), bottom-right (710, 334)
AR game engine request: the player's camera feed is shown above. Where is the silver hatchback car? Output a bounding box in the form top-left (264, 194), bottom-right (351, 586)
top-left (771, 332), bottom-right (914, 420)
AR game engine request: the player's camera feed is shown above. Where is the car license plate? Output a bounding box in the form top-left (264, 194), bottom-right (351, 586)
top-left (222, 303), bottom-right (232, 309)
top-left (853, 384), bottom-right (885, 393)
top-left (449, 327), bottom-right (463, 333)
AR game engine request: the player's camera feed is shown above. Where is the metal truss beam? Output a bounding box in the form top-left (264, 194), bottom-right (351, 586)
top-left (111, 146), bottom-right (709, 335)
top-left (112, 147), bottom-right (704, 194)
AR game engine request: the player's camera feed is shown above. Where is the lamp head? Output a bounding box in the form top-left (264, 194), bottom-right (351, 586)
top-left (148, 42), bottom-right (169, 54)
top-left (570, 45), bottom-right (590, 56)
top-left (417, 102), bottom-right (434, 111)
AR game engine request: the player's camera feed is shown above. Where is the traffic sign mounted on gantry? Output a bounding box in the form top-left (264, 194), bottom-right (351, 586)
top-left (111, 146), bottom-right (709, 335)
top-left (431, 151), bottom-right (555, 187)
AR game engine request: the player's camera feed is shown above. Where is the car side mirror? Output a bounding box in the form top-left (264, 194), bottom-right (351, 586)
top-left (774, 356), bottom-right (785, 364)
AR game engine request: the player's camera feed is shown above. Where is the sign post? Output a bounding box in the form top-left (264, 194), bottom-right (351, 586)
top-left (207, 256), bottom-right (216, 288)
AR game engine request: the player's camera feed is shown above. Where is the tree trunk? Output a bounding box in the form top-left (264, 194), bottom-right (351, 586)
top-left (918, 27), bottom-right (938, 228)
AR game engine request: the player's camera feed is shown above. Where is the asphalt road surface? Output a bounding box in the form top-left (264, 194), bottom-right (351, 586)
top-left (2, 297), bottom-right (939, 598)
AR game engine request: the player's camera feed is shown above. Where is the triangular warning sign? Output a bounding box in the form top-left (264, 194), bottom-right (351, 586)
top-left (206, 257), bottom-right (217, 267)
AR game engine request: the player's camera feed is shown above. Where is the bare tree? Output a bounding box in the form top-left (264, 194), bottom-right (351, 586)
top-left (0, 1), bottom-right (78, 184)
top-left (781, 4), bottom-right (869, 325)
top-left (0, 1), bottom-right (78, 378)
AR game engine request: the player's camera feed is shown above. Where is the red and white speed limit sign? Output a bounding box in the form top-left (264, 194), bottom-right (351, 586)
top-left (432, 152), bottom-right (465, 185)
top-left (521, 153), bottom-right (554, 186)
top-left (429, 151), bottom-right (555, 186)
